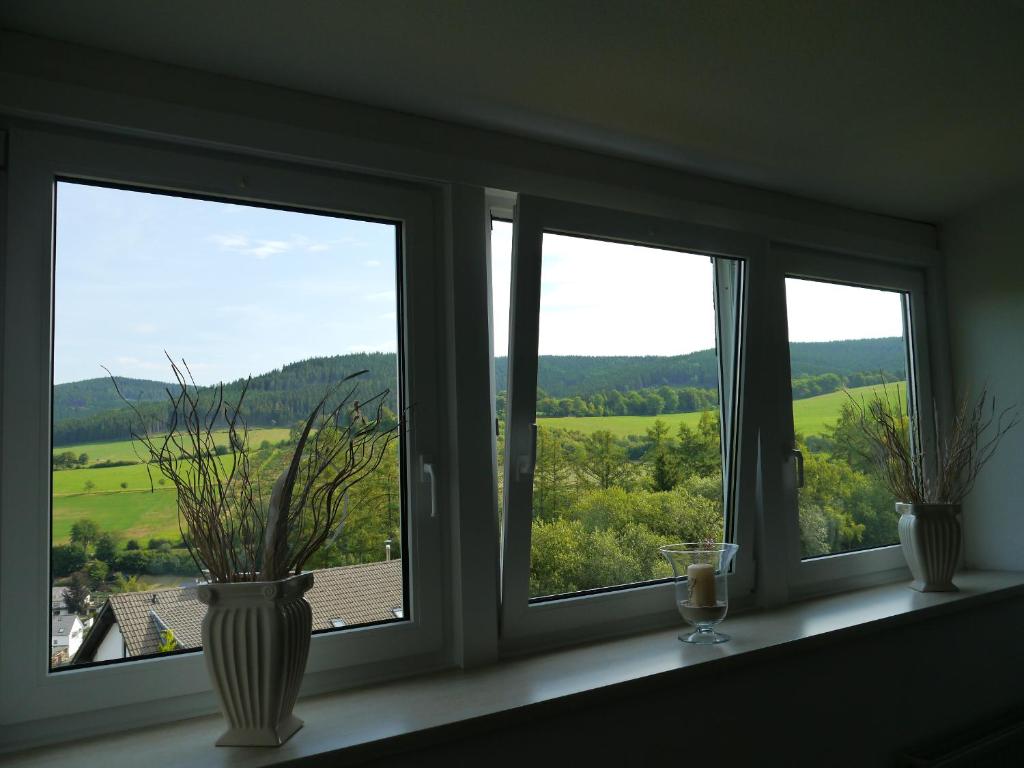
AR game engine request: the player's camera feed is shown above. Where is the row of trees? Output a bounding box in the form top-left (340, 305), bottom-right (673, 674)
top-left (531, 385), bottom-right (719, 419)
top-left (522, 394), bottom-right (902, 595)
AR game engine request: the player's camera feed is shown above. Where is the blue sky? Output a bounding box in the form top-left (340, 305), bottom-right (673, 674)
top-left (54, 182), bottom-right (399, 385)
top-left (53, 185), bottom-right (905, 386)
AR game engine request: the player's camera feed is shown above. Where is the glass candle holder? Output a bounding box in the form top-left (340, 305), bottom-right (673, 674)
top-left (659, 542), bottom-right (739, 644)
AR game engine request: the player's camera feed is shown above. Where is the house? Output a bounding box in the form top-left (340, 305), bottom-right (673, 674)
top-left (51, 585), bottom-right (91, 617)
top-left (3, 3), bottom-right (1024, 765)
top-left (50, 613), bottom-right (85, 663)
top-left (75, 560), bottom-right (403, 663)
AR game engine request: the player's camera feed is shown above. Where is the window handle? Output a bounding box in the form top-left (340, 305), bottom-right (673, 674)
top-left (515, 424), bottom-right (538, 482)
top-left (792, 448), bottom-right (805, 489)
top-left (420, 457), bottom-right (438, 518)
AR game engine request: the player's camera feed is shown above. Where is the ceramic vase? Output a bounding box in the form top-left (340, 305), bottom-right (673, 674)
top-left (896, 503), bottom-right (961, 592)
top-left (196, 571), bottom-right (313, 746)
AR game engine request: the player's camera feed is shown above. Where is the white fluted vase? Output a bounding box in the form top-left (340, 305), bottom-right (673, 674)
top-left (196, 572), bottom-right (313, 747)
top-left (896, 503), bottom-right (961, 592)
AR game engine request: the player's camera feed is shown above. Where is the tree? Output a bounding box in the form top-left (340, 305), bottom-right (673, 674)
top-left (644, 420), bottom-right (678, 491)
top-left (110, 573), bottom-right (147, 592)
top-left (62, 572), bottom-right (91, 616)
top-left (52, 544), bottom-right (87, 577)
top-left (94, 532), bottom-right (119, 563)
top-left (572, 430), bottom-right (633, 490)
top-left (532, 427), bottom-right (577, 521)
top-left (83, 480), bottom-right (96, 493)
top-left (70, 519), bottom-right (100, 555)
top-left (157, 629), bottom-right (178, 653)
top-left (77, 453), bottom-right (89, 465)
top-left (119, 481), bottom-right (128, 489)
top-left (125, 539), bottom-right (140, 551)
top-left (82, 559), bottom-right (109, 588)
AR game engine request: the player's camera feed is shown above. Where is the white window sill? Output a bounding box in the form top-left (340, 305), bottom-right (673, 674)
top-left (5, 570), bottom-right (1024, 767)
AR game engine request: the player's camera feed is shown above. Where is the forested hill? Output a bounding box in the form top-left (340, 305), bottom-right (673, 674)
top-left (54, 376), bottom-right (174, 422)
top-left (52, 338), bottom-right (905, 446)
top-left (53, 353), bottom-right (400, 446)
top-left (494, 336), bottom-right (905, 397)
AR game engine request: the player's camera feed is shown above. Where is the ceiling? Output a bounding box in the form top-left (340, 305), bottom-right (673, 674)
top-left (3, 1), bottom-right (1023, 223)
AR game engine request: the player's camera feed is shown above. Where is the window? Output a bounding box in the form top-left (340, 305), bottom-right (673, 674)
top-left (785, 277), bottom-right (909, 559)
top-left (774, 247), bottom-right (935, 593)
top-left (0, 129), bottom-right (444, 732)
top-left (497, 195), bottom-right (755, 648)
top-left (50, 180), bottom-right (408, 669)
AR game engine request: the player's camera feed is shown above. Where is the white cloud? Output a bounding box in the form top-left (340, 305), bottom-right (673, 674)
top-left (209, 233), bottom-right (334, 260)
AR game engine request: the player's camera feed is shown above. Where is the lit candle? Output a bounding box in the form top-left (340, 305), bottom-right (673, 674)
top-left (687, 563), bottom-right (716, 607)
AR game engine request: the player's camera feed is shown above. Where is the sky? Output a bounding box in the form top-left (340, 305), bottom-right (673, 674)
top-left (490, 221), bottom-right (905, 358)
top-left (53, 185), bottom-right (906, 386)
top-left (54, 182), bottom-right (399, 385)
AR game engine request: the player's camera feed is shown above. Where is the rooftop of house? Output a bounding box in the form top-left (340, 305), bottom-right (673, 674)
top-left (51, 614), bottom-right (81, 640)
top-left (79, 560), bottom-right (403, 661)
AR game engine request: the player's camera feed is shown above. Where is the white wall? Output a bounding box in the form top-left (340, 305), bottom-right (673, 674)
top-left (943, 185), bottom-right (1024, 570)
top-left (93, 622), bottom-right (124, 663)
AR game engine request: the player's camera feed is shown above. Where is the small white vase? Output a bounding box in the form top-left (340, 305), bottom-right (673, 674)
top-left (196, 572), bottom-right (313, 747)
top-left (895, 503), bottom-right (961, 592)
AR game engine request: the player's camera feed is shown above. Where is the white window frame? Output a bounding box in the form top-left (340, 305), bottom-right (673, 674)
top-left (498, 194), bottom-right (760, 652)
top-left (0, 127), bottom-right (447, 742)
top-left (770, 245), bottom-right (936, 597)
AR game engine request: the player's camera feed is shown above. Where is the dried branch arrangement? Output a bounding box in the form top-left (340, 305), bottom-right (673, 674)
top-left (849, 381), bottom-right (1019, 505)
top-left (109, 356), bottom-right (398, 583)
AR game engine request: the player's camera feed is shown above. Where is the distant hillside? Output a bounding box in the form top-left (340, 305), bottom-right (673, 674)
top-left (494, 337), bottom-right (905, 398)
top-left (788, 337), bottom-right (905, 379)
top-left (54, 376), bottom-right (171, 422)
top-left (52, 338), bottom-right (905, 446)
top-left (53, 353), bottom-right (399, 446)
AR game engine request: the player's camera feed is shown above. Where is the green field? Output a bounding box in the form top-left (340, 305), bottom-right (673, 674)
top-left (52, 487), bottom-right (181, 544)
top-left (52, 386), bottom-right (904, 547)
top-left (51, 427), bottom-right (289, 545)
top-left (52, 427), bottom-right (291, 465)
top-left (537, 382), bottom-right (907, 438)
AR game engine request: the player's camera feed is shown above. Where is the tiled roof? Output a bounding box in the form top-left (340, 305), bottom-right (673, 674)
top-left (51, 614), bottom-right (80, 639)
top-left (106, 560), bottom-right (403, 658)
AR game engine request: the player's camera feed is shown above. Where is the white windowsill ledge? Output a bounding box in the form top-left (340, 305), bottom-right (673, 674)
top-left (5, 570), bottom-right (1024, 767)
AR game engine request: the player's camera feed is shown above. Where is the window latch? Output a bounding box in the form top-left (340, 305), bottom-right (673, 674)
top-left (420, 457), bottom-right (438, 518)
top-left (792, 448), bottom-right (805, 489)
top-left (515, 424), bottom-right (538, 482)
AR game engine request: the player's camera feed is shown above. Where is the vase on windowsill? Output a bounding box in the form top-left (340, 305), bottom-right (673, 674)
top-left (847, 382), bottom-right (1018, 594)
top-left (895, 503), bottom-right (960, 592)
top-left (197, 572), bottom-right (314, 746)
top-left (112, 358), bottom-right (399, 747)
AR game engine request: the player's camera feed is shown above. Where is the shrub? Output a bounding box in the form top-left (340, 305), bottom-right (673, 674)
top-left (82, 559), bottom-right (109, 588)
top-left (94, 532), bottom-right (119, 563)
top-left (52, 544), bottom-right (87, 577)
top-left (125, 539), bottom-right (140, 551)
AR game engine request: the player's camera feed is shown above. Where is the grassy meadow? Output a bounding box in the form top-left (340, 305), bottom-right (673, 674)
top-left (51, 386), bottom-right (905, 547)
top-left (537, 382), bottom-right (907, 438)
top-left (51, 427), bottom-right (289, 545)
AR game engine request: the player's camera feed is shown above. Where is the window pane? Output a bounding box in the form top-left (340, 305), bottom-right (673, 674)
top-left (51, 181), bottom-right (405, 670)
top-left (526, 233), bottom-right (728, 599)
top-left (785, 277), bottom-right (909, 559)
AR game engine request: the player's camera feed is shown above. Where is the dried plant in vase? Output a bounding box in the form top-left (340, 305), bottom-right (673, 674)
top-left (848, 382), bottom-right (1019, 592)
top-left (110, 355), bottom-right (398, 746)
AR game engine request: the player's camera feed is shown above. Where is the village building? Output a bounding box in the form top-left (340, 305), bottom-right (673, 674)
top-left (75, 560), bottom-right (402, 663)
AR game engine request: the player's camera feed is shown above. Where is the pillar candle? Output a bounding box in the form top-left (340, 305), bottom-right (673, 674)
top-left (686, 562), bottom-right (716, 607)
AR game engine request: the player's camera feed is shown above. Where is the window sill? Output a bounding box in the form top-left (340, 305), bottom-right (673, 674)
top-left (6, 570), bottom-right (1024, 767)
